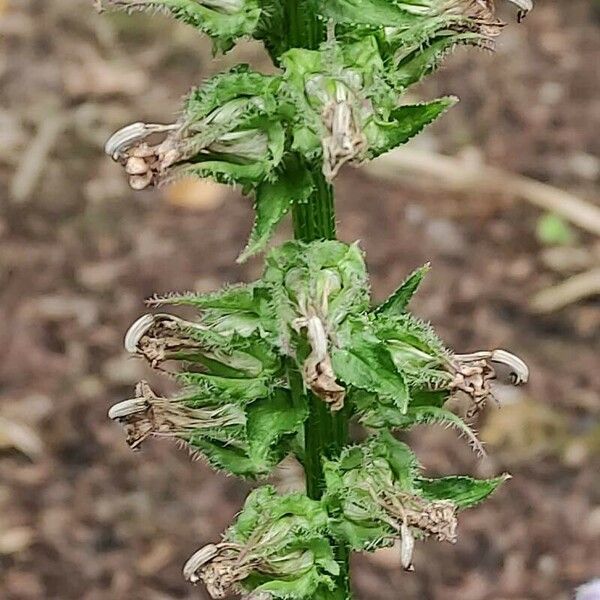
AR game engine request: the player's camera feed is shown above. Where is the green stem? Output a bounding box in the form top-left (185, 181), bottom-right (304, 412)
top-left (282, 2), bottom-right (351, 596)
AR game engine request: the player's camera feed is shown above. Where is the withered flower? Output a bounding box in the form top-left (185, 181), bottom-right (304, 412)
top-left (439, 0), bottom-right (503, 38)
top-left (450, 348), bottom-right (529, 417)
top-left (183, 525), bottom-right (313, 598)
top-left (305, 75), bottom-right (367, 181)
top-left (108, 380), bottom-right (246, 450)
top-left (291, 268), bottom-right (348, 410)
top-left (124, 313), bottom-right (208, 367)
top-left (299, 315), bottom-right (345, 411)
top-left (105, 96), bottom-right (273, 190)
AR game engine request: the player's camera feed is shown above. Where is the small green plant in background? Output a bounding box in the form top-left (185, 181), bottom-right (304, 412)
top-left (100, 1), bottom-right (533, 597)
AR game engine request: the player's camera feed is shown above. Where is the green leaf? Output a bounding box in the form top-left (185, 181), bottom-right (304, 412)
top-left (375, 263), bottom-right (430, 316)
top-left (365, 98), bottom-right (457, 159)
top-left (332, 332), bottom-right (410, 413)
top-left (380, 405), bottom-right (485, 456)
top-left (392, 33), bottom-right (484, 89)
top-left (238, 156), bottom-right (315, 262)
top-left (369, 430), bottom-right (420, 484)
top-left (101, 0), bottom-right (262, 53)
top-left (178, 372), bottom-right (272, 403)
top-left (147, 282), bottom-right (258, 311)
top-left (416, 474), bottom-right (510, 508)
top-left (192, 437), bottom-right (272, 477)
top-left (321, 0), bottom-right (419, 27)
top-left (246, 390), bottom-right (308, 463)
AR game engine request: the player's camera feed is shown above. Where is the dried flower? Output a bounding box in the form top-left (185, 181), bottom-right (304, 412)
top-left (319, 81), bottom-right (367, 180)
top-left (296, 315), bottom-right (345, 411)
top-left (108, 380), bottom-right (246, 449)
top-left (124, 313), bottom-right (209, 366)
top-left (400, 521), bottom-right (415, 571)
top-left (185, 542), bottom-right (315, 598)
top-left (105, 94), bottom-right (277, 189)
top-left (451, 348), bottom-right (529, 416)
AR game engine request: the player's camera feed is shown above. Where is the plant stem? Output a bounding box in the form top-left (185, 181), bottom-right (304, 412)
top-left (283, 1), bottom-right (351, 596)
top-left (293, 165), bottom-right (351, 599)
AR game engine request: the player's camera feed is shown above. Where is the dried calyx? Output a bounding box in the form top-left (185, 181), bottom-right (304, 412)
top-left (339, 460), bottom-right (458, 571)
top-left (450, 348), bottom-right (529, 417)
top-left (362, 464), bottom-right (457, 541)
top-left (108, 380), bottom-right (245, 449)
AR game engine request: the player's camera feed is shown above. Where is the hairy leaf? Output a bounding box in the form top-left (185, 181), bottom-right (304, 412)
top-left (416, 474), bottom-right (510, 508)
top-left (238, 156), bottom-right (315, 262)
top-left (375, 263), bottom-right (430, 316)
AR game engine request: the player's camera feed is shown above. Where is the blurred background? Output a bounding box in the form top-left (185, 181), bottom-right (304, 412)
top-left (1, 1), bottom-right (599, 598)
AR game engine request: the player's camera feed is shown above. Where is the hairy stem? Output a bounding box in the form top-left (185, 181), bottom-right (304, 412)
top-left (283, 1), bottom-right (351, 596)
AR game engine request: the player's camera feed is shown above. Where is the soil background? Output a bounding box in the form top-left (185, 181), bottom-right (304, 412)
top-left (1, 1), bottom-right (599, 599)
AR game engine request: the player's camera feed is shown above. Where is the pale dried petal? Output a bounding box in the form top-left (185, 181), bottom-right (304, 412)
top-left (490, 349), bottom-right (529, 385)
top-left (400, 521), bottom-right (415, 571)
top-left (183, 544), bottom-right (220, 583)
top-left (129, 172), bottom-right (154, 190)
top-left (105, 122), bottom-right (176, 160)
top-left (124, 313), bottom-right (155, 354)
top-left (108, 397), bottom-right (147, 420)
top-left (302, 316), bottom-right (345, 410)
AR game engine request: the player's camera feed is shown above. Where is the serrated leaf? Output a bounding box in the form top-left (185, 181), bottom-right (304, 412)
top-left (192, 437), bottom-right (271, 477)
top-left (375, 263), bottom-right (430, 316)
top-left (238, 156), bottom-right (315, 262)
top-left (378, 405), bottom-right (485, 456)
top-left (323, 0), bottom-right (407, 24)
top-left (392, 33), bottom-right (484, 89)
top-left (148, 282), bottom-right (258, 310)
top-left (178, 372), bottom-right (272, 403)
top-left (332, 336), bottom-right (410, 413)
top-left (246, 390), bottom-right (308, 462)
top-left (416, 474), bottom-right (510, 508)
top-left (101, 0), bottom-right (262, 53)
top-left (365, 98), bottom-right (457, 159)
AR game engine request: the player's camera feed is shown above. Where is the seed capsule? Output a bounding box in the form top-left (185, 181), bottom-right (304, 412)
top-left (125, 156), bottom-right (149, 175)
